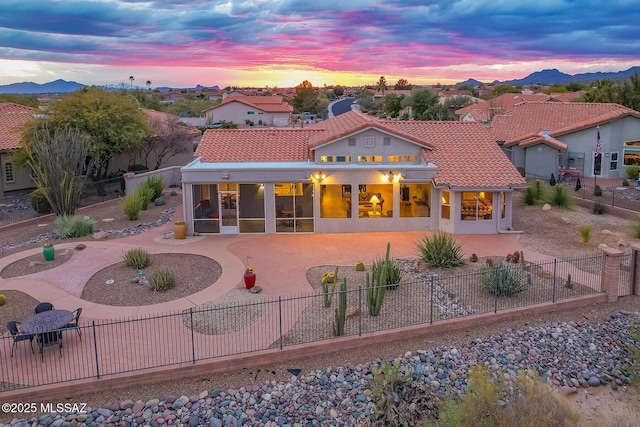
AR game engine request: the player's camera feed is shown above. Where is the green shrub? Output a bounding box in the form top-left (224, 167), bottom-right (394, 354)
top-left (134, 185), bottom-right (154, 210)
top-left (0, 294), bottom-right (6, 306)
top-left (372, 257), bottom-right (403, 289)
top-left (54, 215), bottom-right (95, 238)
top-left (626, 164), bottom-right (639, 180)
top-left (438, 365), bottom-right (579, 427)
top-left (621, 326), bottom-right (640, 386)
top-left (142, 175), bottom-right (165, 200)
top-left (123, 248), bottom-right (151, 269)
top-left (547, 184), bottom-right (572, 208)
top-left (150, 268), bottom-right (175, 292)
top-left (622, 178), bottom-right (630, 187)
top-left (523, 187), bottom-right (537, 205)
top-left (29, 188), bottom-right (53, 215)
top-left (593, 202), bottom-right (606, 214)
top-left (594, 185), bottom-right (603, 196)
top-left (579, 225), bottom-right (592, 243)
top-left (533, 179), bottom-right (543, 200)
top-left (122, 194), bottom-right (142, 220)
top-left (417, 232), bottom-right (464, 268)
top-left (481, 261), bottom-right (526, 296)
top-left (633, 222), bottom-right (640, 239)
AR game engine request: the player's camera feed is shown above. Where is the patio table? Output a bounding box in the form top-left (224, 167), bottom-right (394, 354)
top-left (20, 310), bottom-right (73, 335)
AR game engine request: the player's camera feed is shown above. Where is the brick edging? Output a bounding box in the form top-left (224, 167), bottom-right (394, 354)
top-left (0, 293), bottom-right (607, 404)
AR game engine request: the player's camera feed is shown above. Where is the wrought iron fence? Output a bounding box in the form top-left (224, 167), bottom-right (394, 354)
top-left (619, 251), bottom-right (635, 297)
top-left (0, 254), bottom-right (606, 393)
top-left (575, 184), bottom-right (640, 212)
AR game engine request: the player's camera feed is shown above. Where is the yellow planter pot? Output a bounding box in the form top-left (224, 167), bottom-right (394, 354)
top-left (174, 223), bottom-right (187, 240)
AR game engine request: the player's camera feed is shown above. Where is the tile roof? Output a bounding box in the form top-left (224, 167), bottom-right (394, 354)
top-left (203, 96), bottom-right (292, 114)
top-left (195, 129), bottom-right (320, 162)
top-left (194, 110), bottom-right (526, 189)
top-left (455, 93), bottom-right (549, 122)
top-left (382, 120), bottom-right (525, 189)
top-left (491, 102), bottom-right (640, 146)
top-left (0, 102), bottom-right (37, 151)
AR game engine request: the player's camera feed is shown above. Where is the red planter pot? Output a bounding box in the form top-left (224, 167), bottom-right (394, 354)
top-left (244, 271), bottom-right (256, 289)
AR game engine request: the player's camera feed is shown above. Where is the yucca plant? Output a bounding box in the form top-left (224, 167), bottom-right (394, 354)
top-left (123, 248), bottom-right (151, 269)
top-left (481, 261), bottom-right (526, 296)
top-left (533, 179), bottom-right (543, 200)
top-left (547, 184), bottom-right (572, 208)
top-left (417, 232), bottom-right (464, 268)
top-left (54, 214), bottom-right (96, 238)
top-left (150, 268), bottom-right (175, 292)
top-left (579, 225), bottom-right (592, 243)
top-left (632, 222), bottom-right (640, 239)
top-left (134, 185), bottom-right (155, 210)
top-left (523, 187), bottom-right (537, 205)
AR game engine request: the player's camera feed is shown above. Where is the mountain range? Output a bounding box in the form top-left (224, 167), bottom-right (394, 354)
top-left (1, 67), bottom-right (639, 94)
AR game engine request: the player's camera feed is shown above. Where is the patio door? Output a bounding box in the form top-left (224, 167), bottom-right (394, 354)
top-left (219, 191), bottom-right (238, 234)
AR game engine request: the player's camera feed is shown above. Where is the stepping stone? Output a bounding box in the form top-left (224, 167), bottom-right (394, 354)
top-left (103, 218), bottom-right (115, 222)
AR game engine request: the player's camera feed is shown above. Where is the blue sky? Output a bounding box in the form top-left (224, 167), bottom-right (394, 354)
top-left (0, 0), bottom-right (638, 88)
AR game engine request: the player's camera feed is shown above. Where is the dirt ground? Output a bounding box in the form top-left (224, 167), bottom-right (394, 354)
top-left (1, 188), bottom-right (639, 424)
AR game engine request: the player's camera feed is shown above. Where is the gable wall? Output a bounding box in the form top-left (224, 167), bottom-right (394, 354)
top-left (313, 129), bottom-right (424, 163)
top-left (204, 102), bottom-right (289, 126)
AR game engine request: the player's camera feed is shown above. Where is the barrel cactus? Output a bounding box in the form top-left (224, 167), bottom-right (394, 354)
top-left (0, 294), bottom-right (6, 306)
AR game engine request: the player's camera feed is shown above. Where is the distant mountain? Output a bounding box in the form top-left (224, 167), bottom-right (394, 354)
top-left (456, 78), bottom-right (484, 87)
top-left (457, 66), bottom-right (640, 87)
top-left (0, 79), bottom-right (85, 94)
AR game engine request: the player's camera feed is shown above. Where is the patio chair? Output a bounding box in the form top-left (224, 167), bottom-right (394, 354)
top-left (62, 307), bottom-right (82, 340)
top-left (6, 321), bottom-right (34, 357)
top-left (34, 302), bottom-right (54, 314)
top-left (36, 330), bottom-right (62, 362)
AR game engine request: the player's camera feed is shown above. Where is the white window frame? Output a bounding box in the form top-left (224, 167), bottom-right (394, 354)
top-left (610, 151), bottom-right (619, 171)
top-left (364, 136), bottom-right (375, 148)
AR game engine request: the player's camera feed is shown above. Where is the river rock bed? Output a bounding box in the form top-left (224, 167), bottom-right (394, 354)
top-left (3, 311), bottom-right (639, 426)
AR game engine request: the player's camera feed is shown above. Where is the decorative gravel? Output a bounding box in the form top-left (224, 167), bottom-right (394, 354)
top-left (3, 311), bottom-right (638, 426)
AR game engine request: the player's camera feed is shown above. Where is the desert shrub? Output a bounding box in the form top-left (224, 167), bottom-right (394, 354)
top-left (600, 403), bottom-right (640, 427)
top-left (29, 188), bottom-right (53, 215)
top-left (133, 185), bottom-right (154, 210)
top-left (622, 178), bottom-right (630, 187)
top-left (547, 184), bottom-right (572, 208)
top-left (481, 261), bottom-right (526, 296)
top-left (533, 179), bottom-right (543, 200)
top-left (579, 225), bottom-right (592, 243)
top-left (123, 248), bottom-right (151, 269)
top-left (621, 326), bottom-right (640, 386)
top-left (437, 365), bottom-right (578, 427)
top-left (633, 222), bottom-right (640, 239)
top-left (54, 215), bottom-right (95, 238)
top-left (522, 187), bottom-right (537, 205)
top-left (150, 268), bottom-right (175, 292)
top-left (0, 294), bottom-right (6, 306)
top-left (594, 185), bottom-right (603, 196)
top-left (122, 194), bottom-right (142, 220)
top-left (593, 202), bottom-right (606, 214)
top-left (142, 175), bottom-right (165, 200)
top-left (417, 232), bottom-right (464, 268)
top-left (371, 256), bottom-right (403, 289)
top-left (626, 164), bottom-right (639, 180)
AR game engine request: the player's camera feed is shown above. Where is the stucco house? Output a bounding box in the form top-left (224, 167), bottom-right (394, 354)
top-left (490, 102), bottom-right (640, 181)
top-left (180, 110), bottom-right (526, 235)
top-left (202, 96), bottom-right (292, 127)
top-left (0, 102), bottom-right (38, 197)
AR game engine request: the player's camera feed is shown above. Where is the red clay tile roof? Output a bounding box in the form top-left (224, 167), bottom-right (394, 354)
top-left (195, 129), bottom-right (321, 162)
top-left (382, 120), bottom-right (525, 188)
top-left (0, 102), bottom-right (37, 151)
top-left (492, 102), bottom-right (640, 146)
top-left (455, 93), bottom-right (549, 122)
top-left (203, 96), bottom-right (292, 114)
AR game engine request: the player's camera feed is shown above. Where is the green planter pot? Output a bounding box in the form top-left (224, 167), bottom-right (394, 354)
top-left (43, 245), bottom-right (55, 261)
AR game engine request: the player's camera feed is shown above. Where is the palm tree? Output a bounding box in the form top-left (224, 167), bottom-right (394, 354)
top-left (376, 76), bottom-right (388, 96)
top-left (129, 75), bottom-right (135, 90)
top-left (146, 80), bottom-right (151, 91)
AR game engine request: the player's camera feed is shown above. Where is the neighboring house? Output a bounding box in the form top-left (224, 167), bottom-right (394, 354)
top-left (372, 89), bottom-right (412, 100)
top-left (110, 109), bottom-right (201, 173)
top-left (490, 102), bottom-right (640, 180)
top-left (0, 102), bottom-right (37, 197)
top-left (180, 110), bottom-right (525, 236)
top-left (455, 93), bottom-right (549, 122)
top-left (207, 90), bottom-right (224, 102)
top-left (202, 96), bottom-right (292, 127)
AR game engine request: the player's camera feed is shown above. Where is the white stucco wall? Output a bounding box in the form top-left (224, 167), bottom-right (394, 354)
top-left (204, 102), bottom-right (290, 126)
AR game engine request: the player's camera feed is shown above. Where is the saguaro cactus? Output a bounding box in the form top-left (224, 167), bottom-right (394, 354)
top-left (367, 242), bottom-right (391, 316)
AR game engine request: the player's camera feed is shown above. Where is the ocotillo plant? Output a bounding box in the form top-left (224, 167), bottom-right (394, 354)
top-left (332, 278), bottom-right (348, 336)
top-left (367, 242), bottom-right (390, 316)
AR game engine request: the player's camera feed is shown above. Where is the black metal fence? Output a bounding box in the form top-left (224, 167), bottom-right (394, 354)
top-left (0, 253), bottom-right (606, 393)
top-left (574, 183), bottom-right (640, 212)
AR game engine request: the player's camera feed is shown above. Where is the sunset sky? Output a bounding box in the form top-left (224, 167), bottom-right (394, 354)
top-left (0, 0), bottom-right (638, 89)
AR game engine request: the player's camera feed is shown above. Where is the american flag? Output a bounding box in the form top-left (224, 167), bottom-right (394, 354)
top-left (595, 127), bottom-right (602, 156)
